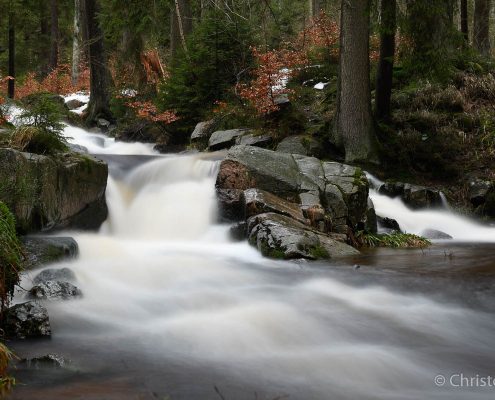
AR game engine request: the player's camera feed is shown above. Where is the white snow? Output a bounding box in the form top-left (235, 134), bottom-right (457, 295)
top-left (314, 82), bottom-right (329, 90)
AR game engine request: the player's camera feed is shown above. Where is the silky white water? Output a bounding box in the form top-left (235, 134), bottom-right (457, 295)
top-left (13, 122), bottom-right (495, 399)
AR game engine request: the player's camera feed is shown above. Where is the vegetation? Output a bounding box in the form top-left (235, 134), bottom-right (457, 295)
top-left (357, 231), bottom-right (431, 249)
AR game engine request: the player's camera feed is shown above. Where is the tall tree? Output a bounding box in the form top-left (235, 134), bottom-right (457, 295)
top-left (332, 0), bottom-right (378, 163)
top-left (375, 0), bottom-right (397, 120)
top-left (460, 0), bottom-right (469, 42)
top-left (309, 0), bottom-right (322, 17)
top-left (170, 0), bottom-right (192, 57)
top-left (8, 2), bottom-right (15, 99)
top-left (72, 0), bottom-right (82, 85)
top-left (473, 0), bottom-right (491, 56)
top-left (84, 0), bottom-right (112, 123)
top-left (49, 0), bottom-right (59, 70)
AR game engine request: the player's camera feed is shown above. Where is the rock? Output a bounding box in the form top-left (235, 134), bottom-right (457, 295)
top-left (153, 143), bottom-right (186, 153)
top-left (33, 267), bottom-right (77, 284)
top-left (229, 222), bottom-right (247, 241)
top-left (247, 213), bottom-right (359, 260)
top-left (421, 229), bottom-right (453, 240)
top-left (29, 280), bottom-right (82, 300)
top-left (217, 189), bottom-right (244, 222)
top-left (364, 198), bottom-right (377, 234)
top-left (242, 188), bottom-right (307, 224)
top-left (208, 129), bottom-right (251, 151)
top-left (276, 135), bottom-right (322, 157)
top-left (65, 99), bottom-right (85, 110)
top-left (378, 182), bottom-right (443, 210)
top-left (96, 118), bottom-right (111, 132)
top-left (68, 143), bottom-right (88, 154)
top-left (22, 238), bottom-right (78, 269)
top-left (114, 120), bottom-right (166, 143)
top-left (377, 216), bottom-right (401, 233)
top-left (216, 146), bottom-right (370, 233)
top-left (0, 149), bottom-right (108, 233)
top-left (4, 301), bottom-right (51, 339)
top-left (191, 120), bottom-right (216, 141)
top-left (20, 354), bottom-right (69, 369)
top-left (237, 133), bottom-right (273, 148)
top-left (469, 179), bottom-right (493, 207)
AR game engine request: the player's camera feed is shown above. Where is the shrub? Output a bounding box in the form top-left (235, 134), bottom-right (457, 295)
top-left (0, 342), bottom-right (16, 398)
top-left (357, 231), bottom-right (430, 248)
top-left (10, 126), bottom-right (68, 155)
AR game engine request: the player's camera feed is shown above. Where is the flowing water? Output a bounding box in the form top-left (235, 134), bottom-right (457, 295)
top-left (8, 124), bottom-right (495, 400)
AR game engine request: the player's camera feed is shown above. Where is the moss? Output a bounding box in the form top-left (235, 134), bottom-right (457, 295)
top-left (259, 240), bottom-right (286, 259)
top-left (0, 201), bottom-right (23, 312)
top-left (309, 244), bottom-right (330, 259)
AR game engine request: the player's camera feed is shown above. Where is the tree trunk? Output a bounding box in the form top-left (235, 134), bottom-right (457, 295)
top-left (72, 0), bottom-right (82, 85)
top-left (84, 0), bottom-right (112, 123)
top-left (375, 0), bottom-right (396, 121)
top-left (333, 0), bottom-right (379, 164)
top-left (170, 0), bottom-right (192, 57)
top-left (49, 0), bottom-right (59, 71)
top-left (461, 0), bottom-right (469, 42)
top-left (310, 0), bottom-right (322, 17)
top-left (474, 0), bottom-right (491, 56)
top-left (39, 0), bottom-right (50, 76)
top-left (8, 8), bottom-right (15, 99)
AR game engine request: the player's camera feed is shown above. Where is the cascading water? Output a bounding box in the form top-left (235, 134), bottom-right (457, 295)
top-left (367, 173), bottom-right (495, 242)
top-left (11, 122), bottom-right (495, 400)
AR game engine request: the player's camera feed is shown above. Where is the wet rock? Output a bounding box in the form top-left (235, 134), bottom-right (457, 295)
top-left (0, 149), bottom-right (108, 232)
top-left (242, 188), bottom-right (307, 224)
top-left (217, 189), bottom-right (244, 222)
top-left (216, 146), bottom-right (370, 233)
top-left (96, 118), bottom-right (111, 132)
top-left (378, 182), bottom-right (443, 210)
top-left (229, 221), bottom-right (247, 241)
top-left (377, 216), bottom-right (401, 233)
top-left (22, 238), bottom-right (78, 269)
top-left (237, 133), bottom-right (273, 148)
top-left (29, 280), bottom-right (82, 300)
top-left (247, 212), bottom-right (359, 260)
top-left (191, 120), bottom-right (216, 141)
top-left (33, 267), bottom-right (77, 284)
top-left (4, 301), bottom-right (51, 339)
top-left (469, 179), bottom-right (493, 207)
top-left (421, 229), bottom-right (453, 240)
top-left (208, 129), bottom-right (251, 151)
top-left (153, 143), bottom-right (186, 153)
top-left (65, 99), bottom-right (85, 110)
top-left (364, 199), bottom-right (377, 234)
top-left (20, 354), bottom-right (69, 369)
top-left (68, 143), bottom-right (88, 154)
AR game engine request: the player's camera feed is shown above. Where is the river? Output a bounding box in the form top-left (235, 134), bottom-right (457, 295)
top-left (8, 123), bottom-right (495, 400)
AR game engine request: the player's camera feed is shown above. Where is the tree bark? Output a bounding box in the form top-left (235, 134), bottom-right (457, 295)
top-left (84, 0), bottom-right (112, 123)
top-left (49, 0), bottom-right (59, 71)
top-left (375, 0), bottom-right (396, 121)
top-left (333, 0), bottom-right (379, 164)
top-left (39, 0), bottom-right (50, 76)
top-left (8, 7), bottom-right (15, 99)
top-left (72, 0), bottom-right (82, 85)
top-left (461, 0), bottom-right (469, 42)
top-left (170, 0), bottom-right (192, 57)
top-left (310, 0), bottom-right (322, 17)
top-left (474, 0), bottom-right (491, 56)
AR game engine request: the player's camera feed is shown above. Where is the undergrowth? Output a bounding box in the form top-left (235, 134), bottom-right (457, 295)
top-left (357, 231), bottom-right (431, 248)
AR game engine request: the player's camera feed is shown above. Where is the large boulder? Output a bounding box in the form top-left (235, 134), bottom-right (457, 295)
top-left (247, 213), bottom-right (359, 260)
top-left (0, 149), bottom-right (108, 233)
top-left (378, 181), bottom-right (443, 209)
top-left (276, 135), bottom-right (323, 158)
top-left (4, 301), bottom-right (51, 339)
top-left (191, 120), bottom-right (216, 141)
top-left (217, 189), bottom-right (244, 222)
top-left (208, 129), bottom-right (251, 151)
top-left (22, 237), bottom-right (78, 269)
top-left (28, 280), bottom-right (82, 300)
top-left (237, 133), bottom-right (273, 148)
top-left (216, 145), bottom-right (370, 233)
top-left (468, 178), bottom-right (495, 218)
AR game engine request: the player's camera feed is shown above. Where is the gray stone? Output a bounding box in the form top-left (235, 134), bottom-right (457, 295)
top-left (22, 238), bottom-right (78, 269)
top-left (247, 213), bottom-right (359, 260)
top-left (217, 189), bottom-right (244, 222)
top-left (191, 120), bottom-right (216, 141)
top-left (377, 216), bottom-right (401, 233)
top-left (236, 133), bottom-right (273, 148)
top-left (4, 301), bottom-right (51, 339)
top-left (65, 99), bottom-right (85, 110)
top-left (421, 229), bottom-right (453, 240)
top-left (469, 179), bottom-right (494, 207)
top-left (97, 118), bottom-right (111, 132)
top-left (208, 129), bottom-right (251, 151)
top-left (276, 135), bottom-right (322, 157)
top-left (29, 280), bottom-right (82, 300)
top-left (20, 354), bottom-right (69, 369)
top-left (68, 143), bottom-right (88, 154)
top-left (229, 222), bottom-right (247, 242)
top-left (378, 181), bottom-right (443, 210)
top-left (0, 149), bottom-right (108, 233)
top-left (33, 267), bottom-right (77, 284)
top-left (242, 188), bottom-right (307, 224)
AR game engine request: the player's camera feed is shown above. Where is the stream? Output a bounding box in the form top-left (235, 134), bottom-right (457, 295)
top-left (8, 123), bottom-right (495, 400)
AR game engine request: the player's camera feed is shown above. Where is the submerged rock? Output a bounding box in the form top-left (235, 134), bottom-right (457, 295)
top-left (20, 354), bottom-right (69, 369)
top-left (229, 221), bottom-right (247, 242)
top-left (217, 189), bottom-right (244, 222)
top-left (247, 213), bottom-right (359, 260)
top-left (22, 237), bottom-right (78, 269)
top-left (33, 267), bottom-right (76, 284)
top-left (421, 229), bottom-right (453, 240)
top-left (29, 280), bottom-right (82, 300)
top-left (4, 301), bottom-right (51, 339)
top-left (0, 149), bottom-right (108, 232)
